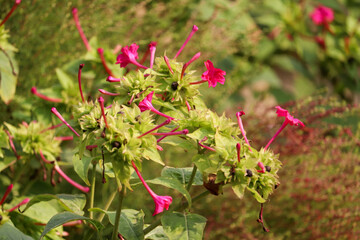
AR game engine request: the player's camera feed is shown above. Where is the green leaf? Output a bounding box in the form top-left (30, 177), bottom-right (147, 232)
top-left (161, 167), bottom-right (202, 187)
top-left (246, 187), bottom-right (266, 203)
top-left (40, 212), bottom-right (103, 239)
top-left (231, 181), bottom-right (247, 199)
top-left (0, 156), bottom-right (16, 172)
top-left (159, 136), bottom-right (195, 151)
top-left (89, 208), bottom-right (144, 240)
top-left (147, 177), bottom-right (191, 208)
top-left (145, 226), bottom-right (169, 240)
top-left (0, 49), bottom-right (18, 104)
top-left (161, 212), bottom-right (207, 240)
top-left (0, 221), bottom-right (33, 240)
top-left (22, 194), bottom-right (86, 216)
top-left (73, 154), bottom-right (92, 185)
top-left (143, 147), bottom-right (164, 165)
top-left (112, 159), bottom-right (131, 190)
top-left (55, 68), bottom-right (74, 90)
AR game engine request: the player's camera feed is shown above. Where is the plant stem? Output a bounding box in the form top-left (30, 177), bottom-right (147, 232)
top-left (97, 190), bottom-right (117, 222)
top-left (143, 190), bottom-right (210, 235)
top-left (89, 163), bottom-right (97, 219)
top-left (186, 165), bottom-right (198, 191)
top-left (111, 187), bottom-right (125, 240)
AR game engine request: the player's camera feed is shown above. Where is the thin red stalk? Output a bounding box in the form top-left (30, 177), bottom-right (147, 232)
top-left (98, 97), bottom-right (109, 129)
top-left (86, 145), bottom-right (98, 151)
top-left (98, 89), bottom-right (120, 96)
top-left (157, 127), bottom-right (179, 143)
top-left (98, 48), bottom-right (115, 77)
top-left (150, 107), bottom-right (174, 120)
top-left (257, 161), bottom-right (266, 173)
top-left (185, 100), bottom-right (191, 112)
top-left (189, 80), bottom-right (207, 85)
top-left (181, 52), bottom-right (201, 80)
top-left (257, 203), bottom-right (270, 232)
top-left (131, 161), bottom-right (156, 196)
top-left (54, 165), bottom-right (89, 193)
top-left (51, 108), bottom-right (80, 137)
top-left (236, 143), bottom-right (241, 162)
top-left (151, 129), bottom-right (188, 136)
top-left (127, 94), bottom-right (135, 105)
top-left (0, 184), bottom-right (13, 206)
top-left (72, 8), bottom-right (91, 51)
top-left (4, 129), bottom-right (21, 160)
top-left (0, 0), bottom-right (21, 27)
top-left (54, 136), bottom-right (73, 141)
top-left (236, 112), bottom-right (252, 152)
top-left (39, 149), bottom-right (54, 164)
top-left (137, 119), bottom-right (171, 139)
top-left (264, 121), bottom-right (288, 150)
top-left (40, 123), bottom-right (64, 133)
top-left (7, 198), bottom-right (30, 212)
top-left (174, 25), bottom-right (199, 59)
top-left (198, 142), bottom-right (216, 152)
top-left (164, 56), bottom-right (174, 74)
top-left (78, 64), bottom-right (85, 103)
top-left (31, 87), bottom-right (62, 103)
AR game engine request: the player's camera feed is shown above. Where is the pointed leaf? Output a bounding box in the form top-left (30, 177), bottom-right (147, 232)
top-left (73, 154), bottom-right (92, 185)
top-left (161, 212), bottom-right (207, 240)
top-left (0, 221), bottom-right (33, 240)
top-left (161, 167), bottom-right (202, 187)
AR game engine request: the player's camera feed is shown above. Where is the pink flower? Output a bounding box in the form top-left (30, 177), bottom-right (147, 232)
top-left (116, 44), bottom-right (147, 69)
top-left (54, 165), bottom-right (89, 193)
top-left (264, 106), bottom-right (304, 150)
top-left (174, 25), bottom-right (199, 59)
top-left (310, 5), bottom-right (334, 26)
top-left (202, 60), bottom-right (226, 87)
top-left (51, 107), bottom-right (80, 137)
top-left (0, 184), bottom-right (30, 213)
top-left (31, 87), bottom-right (62, 103)
top-left (131, 161), bottom-right (172, 216)
top-left (72, 8), bottom-right (91, 51)
top-left (138, 92), bottom-right (174, 120)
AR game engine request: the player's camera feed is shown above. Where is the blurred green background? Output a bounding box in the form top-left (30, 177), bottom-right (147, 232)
top-left (1, 0), bottom-right (359, 239)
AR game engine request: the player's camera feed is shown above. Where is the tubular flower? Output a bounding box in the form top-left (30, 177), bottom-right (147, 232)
top-left (116, 43), bottom-right (147, 69)
top-left (98, 97), bottom-right (109, 129)
top-left (257, 161), bottom-right (266, 173)
top-left (139, 92), bottom-right (174, 120)
top-left (97, 48), bottom-right (115, 77)
top-left (72, 8), bottom-right (91, 51)
top-left (106, 76), bottom-right (123, 82)
top-left (31, 87), bottom-right (62, 103)
top-left (137, 119), bottom-right (171, 139)
top-left (51, 107), bottom-right (80, 137)
top-left (264, 106), bottom-right (304, 150)
top-left (0, 0), bottom-right (21, 27)
top-left (98, 89), bottom-right (120, 96)
top-left (310, 5), bottom-right (334, 26)
top-left (78, 64), bottom-right (85, 103)
top-left (54, 165), bottom-right (89, 193)
top-left (131, 161), bottom-right (172, 216)
top-left (181, 52), bottom-right (201, 80)
top-left (236, 111), bottom-right (252, 152)
top-left (1, 184), bottom-right (30, 213)
top-left (149, 45), bottom-right (156, 69)
top-left (174, 25), bottom-right (199, 59)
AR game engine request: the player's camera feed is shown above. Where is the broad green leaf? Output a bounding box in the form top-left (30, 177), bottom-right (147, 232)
top-left (187, 128), bottom-right (213, 141)
top-left (246, 187), bottom-right (266, 203)
top-left (159, 136), bottom-right (195, 151)
top-left (0, 221), bottom-right (33, 240)
top-left (231, 182), bottom-right (247, 199)
top-left (55, 68), bottom-right (74, 90)
top-left (40, 212), bottom-right (103, 239)
top-left (143, 147), bottom-right (164, 165)
top-left (0, 156), bottom-right (16, 172)
top-left (0, 49), bottom-right (18, 104)
top-left (22, 194), bottom-right (86, 216)
top-left (161, 167), bottom-right (202, 187)
top-left (90, 208), bottom-right (144, 240)
top-left (147, 177), bottom-right (191, 208)
top-left (112, 159), bottom-right (131, 190)
top-left (73, 154), bottom-right (92, 185)
top-left (161, 212), bottom-right (207, 240)
top-left (145, 226), bottom-right (169, 240)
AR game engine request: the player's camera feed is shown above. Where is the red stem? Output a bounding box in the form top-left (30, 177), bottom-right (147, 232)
top-left (0, 0), bottom-right (21, 27)
top-left (72, 8), bottom-right (91, 51)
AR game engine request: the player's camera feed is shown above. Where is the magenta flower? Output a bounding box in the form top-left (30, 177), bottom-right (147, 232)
top-left (236, 143), bottom-right (241, 162)
top-left (78, 64), bottom-right (85, 103)
top-left (257, 161), bottom-right (266, 173)
top-left (189, 60), bottom-right (226, 87)
top-left (0, 0), bottom-right (21, 27)
top-left (116, 44), bottom-right (148, 69)
top-left (197, 136), bottom-right (216, 152)
top-left (31, 87), bottom-right (62, 103)
top-left (139, 92), bottom-right (174, 120)
top-left (131, 161), bottom-right (172, 216)
top-left (181, 52), bottom-right (201, 80)
top-left (310, 5), bottom-right (334, 26)
top-left (98, 48), bottom-right (115, 77)
top-left (157, 127), bottom-right (179, 143)
top-left (51, 107), bottom-right (80, 137)
top-left (163, 56), bottom-right (174, 74)
top-left (264, 106), bottom-right (304, 150)
top-left (151, 129), bottom-right (189, 136)
top-left (54, 165), bottom-right (89, 193)
top-left (149, 45), bottom-right (156, 69)
top-left (54, 136), bottom-right (74, 141)
top-left (4, 129), bottom-right (21, 160)
top-left (174, 25), bottom-right (199, 59)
